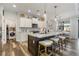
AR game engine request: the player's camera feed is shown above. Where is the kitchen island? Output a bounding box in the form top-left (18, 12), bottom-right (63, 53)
top-left (28, 32), bottom-right (61, 56)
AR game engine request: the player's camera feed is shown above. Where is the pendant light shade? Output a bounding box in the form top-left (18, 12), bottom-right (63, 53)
top-left (54, 5), bottom-right (58, 21)
top-left (54, 5), bottom-right (58, 31)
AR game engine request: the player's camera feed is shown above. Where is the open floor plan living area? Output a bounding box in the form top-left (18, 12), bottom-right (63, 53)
top-left (0, 3), bottom-right (79, 56)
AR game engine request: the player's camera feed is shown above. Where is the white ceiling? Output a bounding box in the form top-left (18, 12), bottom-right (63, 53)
top-left (0, 3), bottom-right (78, 19)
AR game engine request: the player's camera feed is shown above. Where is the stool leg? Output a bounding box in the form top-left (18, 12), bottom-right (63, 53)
top-left (58, 40), bottom-right (61, 53)
top-left (64, 39), bottom-right (67, 48)
top-left (45, 47), bottom-right (47, 55)
top-left (59, 43), bottom-right (61, 53)
top-left (38, 45), bottom-right (40, 56)
top-left (61, 43), bottom-right (63, 50)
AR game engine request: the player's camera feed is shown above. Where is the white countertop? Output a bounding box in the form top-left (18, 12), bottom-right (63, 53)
top-left (59, 36), bottom-right (66, 40)
top-left (28, 32), bottom-right (61, 38)
top-left (39, 40), bottom-right (53, 46)
top-left (50, 38), bottom-right (59, 43)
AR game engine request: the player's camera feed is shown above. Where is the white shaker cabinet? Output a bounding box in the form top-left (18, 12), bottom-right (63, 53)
top-left (32, 18), bottom-right (38, 24)
top-left (20, 17), bottom-right (32, 27)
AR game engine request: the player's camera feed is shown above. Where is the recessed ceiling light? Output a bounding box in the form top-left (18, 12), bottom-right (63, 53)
top-left (28, 9), bottom-right (31, 13)
top-left (13, 4), bottom-right (16, 8)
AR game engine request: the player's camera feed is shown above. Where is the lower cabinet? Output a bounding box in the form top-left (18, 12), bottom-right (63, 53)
top-left (28, 35), bottom-right (38, 56)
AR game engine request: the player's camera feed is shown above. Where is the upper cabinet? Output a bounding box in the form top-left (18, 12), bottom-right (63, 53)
top-left (19, 13), bottom-right (46, 28)
top-left (32, 18), bottom-right (39, 24)
top-left (20, 17), bottom-right (32, 27)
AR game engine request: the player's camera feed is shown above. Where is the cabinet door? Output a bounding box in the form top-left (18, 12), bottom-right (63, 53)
top-left (25, 18), bottom-right (32, 27)
top-left (32, 18), bottom-right (38, 24)
top-left (28, 36), bottom-right (38, 55)
top-left (20, 17), bottom-right (32, 27)
top-left (20, 17), bottom-right (26, 27)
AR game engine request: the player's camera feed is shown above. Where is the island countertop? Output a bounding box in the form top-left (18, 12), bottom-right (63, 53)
top-left (28, 32), bottom-right (61, 38)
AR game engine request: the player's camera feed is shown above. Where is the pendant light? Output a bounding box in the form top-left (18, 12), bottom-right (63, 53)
top-left (54, 5), bottom-right (58, 31)
top-left (44, 10), bottom-right (46, 17)
top-left (13, 4), bottom-right (16, 8)
top-left (54, 5), bottom-right (57, 21)
top-left (28, 9), bottom-right (31, 13)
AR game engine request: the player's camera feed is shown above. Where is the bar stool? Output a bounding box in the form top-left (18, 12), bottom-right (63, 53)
top-left (58, 36), bottom-right (67, 49)
top-left (63, 36), bottom-right (70, 48)
top-left (38, 40), bottom-right (53, 56)
top-left (58, 38), bottom-right (63, 50)
top-left (50, 38), bottom-right (62, 55)
top-left (50, 38), bottom-right (59, 52)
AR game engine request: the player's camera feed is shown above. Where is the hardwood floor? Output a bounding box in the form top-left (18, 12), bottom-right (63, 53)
top-left (0, 39), bottom-right (79, 56)
top-left (0, 40), bottom-right (2, 56)
top-left (62, 39), bottom-right (79, 56)
top-left (1, 40), bottom-right (31, 56)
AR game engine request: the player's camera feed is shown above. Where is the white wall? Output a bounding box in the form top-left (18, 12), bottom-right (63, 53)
top-left (4, 10), bottom-right (17, 27)
top-left (0, 7), bottom-right (6, 44)
top-left (0, 7), bottom-right (2, 42)
top-left (70, 17), bottom-right (78, 39)
top-left (16, 13), bottom-right (21, 42)
top-left (0, 7), bottom-right (2, 27)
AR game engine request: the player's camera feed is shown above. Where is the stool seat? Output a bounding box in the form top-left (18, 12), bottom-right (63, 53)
top-left (50, 38), bottom-right (59, 43)
top-left (59, 36), bottom-right (65, 40)
top-left (39, 40), bottom-right (53, 47)
top-left (39, 40), bottom-right (53, 56)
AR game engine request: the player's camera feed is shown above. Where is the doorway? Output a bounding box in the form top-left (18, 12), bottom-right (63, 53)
top-left (78, 20), bottom-right (79, 38)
